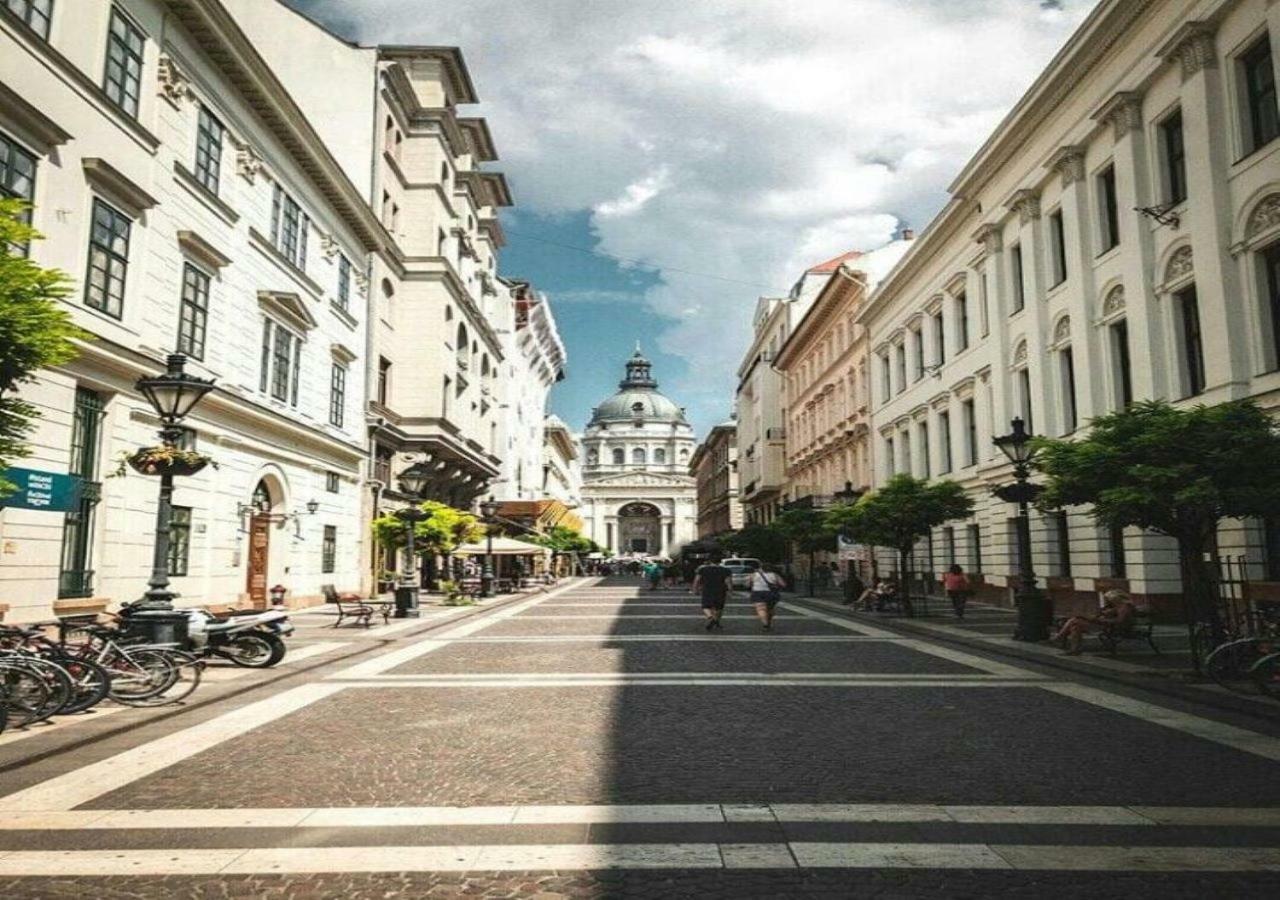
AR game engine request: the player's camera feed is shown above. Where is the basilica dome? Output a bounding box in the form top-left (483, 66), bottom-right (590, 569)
top-left (588, 348), bottom-right (688, 426)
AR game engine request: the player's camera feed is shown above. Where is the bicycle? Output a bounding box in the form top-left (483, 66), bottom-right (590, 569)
top-left (1198, 604), bottom-right (1280, 693)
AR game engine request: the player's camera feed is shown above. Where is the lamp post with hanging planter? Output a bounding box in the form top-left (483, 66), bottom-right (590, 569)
top-left (993, 417), bottom-right (1050, 641)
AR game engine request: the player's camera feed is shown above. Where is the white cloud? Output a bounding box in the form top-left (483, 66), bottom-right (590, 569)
top-left (289, 0), bottom-right (1096, 426)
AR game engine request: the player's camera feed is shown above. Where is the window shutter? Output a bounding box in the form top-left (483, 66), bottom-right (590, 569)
top-left (290, 337), bottom-right (302, 407)
top-left (259, 320), bottom-right (271, 392)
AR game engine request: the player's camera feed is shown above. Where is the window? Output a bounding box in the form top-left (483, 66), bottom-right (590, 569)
top-left (176, 263), bottom-right (210, 359)
top-left (1241, 35), bottom-right (1278, 153)
top-left (193, 106), bottom-right (224, 195)
top-left (911, 328), bottom-right (924, 380)
top-left (968, 523), bottom-right (982, 573)
top-left (1098, 165), bottom-right (1119, 252)
top-left (373, 445), bottom-right (391, 484)
top-left (0, 131), bottom-right (37, 253)
top-left (955, 292), bottom-right (969, 351)
top-left (329, 363), bottom-right (346, 427)
top-left (1010, 243), bottom-right (1026, 312)
top-left (901, 430), bottom-right (912, 475)
top-left (85, 199), bottom-right (131, 318)
top-left (1262, 241), bottom-right (1280, 369)
top-left (938, 410), bottom-right (952, 474)
top-left (880, 353), bottom-right (891, 402)
top-left (167, 506), bottom-right (192, 577)
top-left (270, 183), bottom-right (308, 270)
top-left (1059, 346), bottom-right (1077, 434)
top-left (943, 527), bottom-right (956, 566)
top-left (1052, 510), bottom-right (1072, 578)
top-left (962, 399), bottom-right (977, 466)
top-left (918, 421), bottom-right (930, 478)
top-left (337, 255), bottom-right (351, 311)
top-left (1048, 209), bottom-right (1067, 286)
top-left (632, 448), bottom-right (646, 465)
top-left (654, 448), bottom-right (666, 464)
top-left (60, 388), bottom-right (104, 599)
top-left (322, 525), bottom-right (336, 574)
top-left (104, 8), bottom-right (144, 118)
top-left (1007, 516), bottom-right (1023, 574)
top-left (894, 343), bottom-right (906, 394)
top-left (885, 436), bottom-right (895, 476)
top-left (377, 357), bottom-right (391, 406)
top-left (932, 310), bottom-right (945, 365)
top-left (1018, 368), bottom-right (1034, 435)
top-left (325, 471), bottom-right (339, 493)
top-left (5, 0), bottom-right (52, 38)
top-left (1264, 517), bottom-right (1280, 581)
top-left (1175, 285), bottom-right (1205, 397)
top-left (1160, 111), bottom-right (1187, 206)
top-left (1111, 319), bottom-right (1134, 408)
top-left (979, 273), bottom-right (990, 337)
top-left (1108, 523), bottom-right (1127, 578)
top-left (259, 320), bottom-right (301, 406)
top-left (612, 448), bottom-right (625, 465)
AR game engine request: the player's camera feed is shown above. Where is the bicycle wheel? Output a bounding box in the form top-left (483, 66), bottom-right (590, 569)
top-left (0, 661), bottom-right (52, 729)
top-left (103, 647), bottom-right (178, 702)
top-left (4, 656), bottom-right (73, 725)
top-left (51, 657), bottom-right (113, 714)
top-left (115, 650), bottom-right (203, 707)
top-left (1205, 638), bottom-right (1265, 692)
top-left (1250, 651), bottom-right (1280, 699)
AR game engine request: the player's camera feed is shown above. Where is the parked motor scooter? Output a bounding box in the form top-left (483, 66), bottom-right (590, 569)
top-left (119, 602), bottom-right (294, 668)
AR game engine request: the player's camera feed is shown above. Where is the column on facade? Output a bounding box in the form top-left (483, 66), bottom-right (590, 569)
top-left (1047, 146), bottom-right (1100, 428)
top-left (1004, 190), bottom-right (1049, 434)
top-left (1161, 22), bottom-right (1250, 392)
top-left (973, 224), bottom-right (1010, 453)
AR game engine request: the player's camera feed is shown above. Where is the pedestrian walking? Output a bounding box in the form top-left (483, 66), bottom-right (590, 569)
top-left (749, 565), bottom-right (786, 630)
top-left (643, 560), bottom-right (662, 591)
top-left (943, 563), bottom-right (971, 619)
top-left (692, 554), bottom-right (733, 630)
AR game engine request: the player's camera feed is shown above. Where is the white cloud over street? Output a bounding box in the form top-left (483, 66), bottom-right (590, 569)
top-left (290, 0), bottom-right (1095, 414)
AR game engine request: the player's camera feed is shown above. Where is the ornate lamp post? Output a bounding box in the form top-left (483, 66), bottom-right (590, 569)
top-left (993, 417), bottom-right (1050, 641)
top-left (832, 480), bottom-right (863, 585)
top-left (393, 464), bottom-right (430, 618)
top-left (134, 354), bottom-right (215, 615)
top-left (479, 495), bottom-right (500, 598)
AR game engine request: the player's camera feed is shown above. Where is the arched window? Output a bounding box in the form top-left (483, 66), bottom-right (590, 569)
top-left (632, 448), bottom-right (647, 465)
top-left (612, 448), bottom-right (625, 465)
top-left (481, 354), bottom-right (490, 378)
top-left (654, 448), bottom-right (666, 464)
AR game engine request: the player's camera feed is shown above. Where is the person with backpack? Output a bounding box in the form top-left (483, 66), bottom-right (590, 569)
top-left (749, 564), bottom-right (786, 631)
top-left (943, 563), bottom-right (971, 619)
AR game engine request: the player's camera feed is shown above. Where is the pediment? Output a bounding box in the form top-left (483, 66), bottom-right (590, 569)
top-left (585, 471), bottom-right (695, 488)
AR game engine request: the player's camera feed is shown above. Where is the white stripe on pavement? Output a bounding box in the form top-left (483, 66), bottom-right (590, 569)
top-left (339, 678), bottom-right (1043, 688)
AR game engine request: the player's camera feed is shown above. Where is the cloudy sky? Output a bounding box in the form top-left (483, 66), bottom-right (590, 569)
top-left (288, 0), bottom-right (1096, 436)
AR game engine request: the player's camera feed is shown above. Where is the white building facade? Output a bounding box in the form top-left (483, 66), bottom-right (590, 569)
top-left (859, 0), bottom-right (1280, 616)
top-left (736, 296), bottom-right (792, 526)
top-left (578, 350), bottom-right (698, 557)
top-left (0, 0), bottom-right (386, 620)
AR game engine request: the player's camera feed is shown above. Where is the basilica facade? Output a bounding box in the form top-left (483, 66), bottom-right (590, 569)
top-left (579, 350), bottom-right (698, 557)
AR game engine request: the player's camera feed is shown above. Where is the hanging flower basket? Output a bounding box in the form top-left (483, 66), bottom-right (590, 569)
top-left (119, 446), bottom-right (215, 478)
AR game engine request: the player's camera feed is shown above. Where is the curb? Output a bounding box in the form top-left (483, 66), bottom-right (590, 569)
top-left (0, 578), bottom-right (589, 775)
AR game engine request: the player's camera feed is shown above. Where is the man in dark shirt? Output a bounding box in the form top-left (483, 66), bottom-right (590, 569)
top-left (692, 554), bottom-right (733, 631)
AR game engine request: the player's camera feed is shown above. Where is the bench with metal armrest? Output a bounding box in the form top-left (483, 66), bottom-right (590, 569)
top-left (321, 584), bottom-right (391, 628)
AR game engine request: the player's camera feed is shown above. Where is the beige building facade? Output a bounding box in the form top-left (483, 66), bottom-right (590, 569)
top-left (690, 421), bottom-right (741, 539)
top-left (735, 297), bottom-right (791, 526)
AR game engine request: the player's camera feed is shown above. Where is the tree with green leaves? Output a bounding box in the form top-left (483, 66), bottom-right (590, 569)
top-left (774, 506), bottom-right (836, 596)
top-left (720, 523), bottom-right (789, 564)
top-left (827, 474), bottom-right (973, 613)
top-left (0, 200), bottom-right (84, 496)
top-left (1034, 400), bottom-right (1280, 636)
top-left (372, 501), bottom-right (484, 586)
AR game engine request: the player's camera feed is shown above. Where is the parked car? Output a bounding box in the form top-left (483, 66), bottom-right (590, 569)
top-left (722, 557), bottom-right (762, 590)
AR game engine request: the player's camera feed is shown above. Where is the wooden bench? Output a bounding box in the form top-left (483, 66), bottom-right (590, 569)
top-left (322, 585), bottom-right (391, 628)
top-left (1097, 609), bottom-right (1161, 655)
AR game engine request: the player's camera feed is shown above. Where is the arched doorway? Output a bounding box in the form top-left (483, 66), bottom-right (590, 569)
top-left (618, 501), bottom-right (662, 555)
top-left (246, 479), bottom-right (276, 607)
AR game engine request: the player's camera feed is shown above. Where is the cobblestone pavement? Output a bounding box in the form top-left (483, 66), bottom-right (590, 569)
top-left (3, 576), bottom-right (1280, 898)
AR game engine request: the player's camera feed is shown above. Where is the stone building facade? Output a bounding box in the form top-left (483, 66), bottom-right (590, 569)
top-left (858, 0), bottom-right (1280, 615)
top-left (735, 296), bottom-right (791, 526)
top-left (690, 421), bottom-right (741, 539)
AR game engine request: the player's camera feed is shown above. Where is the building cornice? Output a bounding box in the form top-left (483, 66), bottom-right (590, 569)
top-left (774, 267), bottom-right (865, 370)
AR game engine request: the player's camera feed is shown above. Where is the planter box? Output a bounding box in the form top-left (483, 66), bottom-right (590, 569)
top-left (52, 598), bottom-right (110, 618)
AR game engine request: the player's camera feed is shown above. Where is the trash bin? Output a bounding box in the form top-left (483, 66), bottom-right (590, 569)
top-left (123, 610), bottom-right (190, 646)
top-left (1014, 593), bottom-right (1052, 642)
top-left (394, 585), bottom-right (420, 619)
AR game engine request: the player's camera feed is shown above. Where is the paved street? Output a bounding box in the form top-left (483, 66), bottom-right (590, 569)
top-left (3, 576), bottom-right (1280, 898)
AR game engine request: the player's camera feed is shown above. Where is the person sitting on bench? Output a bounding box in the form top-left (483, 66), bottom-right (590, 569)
top-left (1053, 589), bottom-right (1135, 655)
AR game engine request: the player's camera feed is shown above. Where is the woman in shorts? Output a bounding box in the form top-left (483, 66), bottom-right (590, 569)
top-left (749, 565), bottom-right (786, 630)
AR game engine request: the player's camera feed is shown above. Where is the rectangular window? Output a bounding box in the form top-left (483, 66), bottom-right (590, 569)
top-left (59, 388), bottom-right (104, 599)
top-left (270, 183), bottom-right (308, 270)
top-left (377, 357), bottom-right (391, 406)
top-left (938, 410), bottom-right (952, 474)
top-left (968, 523), bottom-right (982, 574)
top-left (1242, 35), bottom-right (1279, 153)
top-left (322, 525), bottom-right (336, 574)
top-left (885, 436), bottom-right (895, 477)
top-left (1161, 111), bottom-right (1187, 206)
top-left (1010, 243), bottom-right (1025, 312)
top-left (1263, 241), bottom-right (1280, 369)
top-left (260, 320), bottom-right (301, 406)
top-left (1060, 347), bottom-right (1077, 434)
top-left (328, 363), bottom-right (346, 427)
top-left (103, 8), bottom-right (144, 118)
top-left (1111, 319), bottom-right (1133, 408)
top-left (962, 399), bottom-right (977, 466)
top-left (880, 354), bottom-right (891, 402)
top-left (1264, 517), bottom-right (1280, 581)
top-left (1176, 285), bottom-right (1205, 397)
top-left (932, 310), bottom-right (945, 365)
top-left (84, 199), bottom-right (131, 318)
top-left (956, 292), bottom-right (969, 351)
top-left (895, 344), bottom-right (906, 394)
top-left (918, 420), bottom-right (930, 478)
top-left (193, 106), bottom-right (224, 195)
top-left (1007, 516), bottom-right (1023, 574)
top-left (943, 526), bottom-right (956, 567)
top-left (0, 130), bottom-right (37, 253)
top-left (902, 431), bottom-right (912, 476)
top-left (1018, 368), bottom-right (1034, 435)
top-left (911, 328), bottom-right (924, 380)
top-left (979, 272), bottom-right (990, 337)
top-left (167, 506), bottom-right (192, 577)
top-left (1108, 524), bottom-right (1127, 578)
top-left (1053, 510), bottom-right (1072, 578)
top-left (325, 471), bottom-right (339, 493)
top-left (5, 0), bottom-right (53, 38)
top-left (337, 254), bottom-right (351, 311)
top-left (1098, 165), bottom-right (1120, 252)
top-left (176, 264), bottom-right (210, 360)
top-left (1048, 209), bottom-right (1067, 286)
top-left (373, 445), bottom-right (392, 485)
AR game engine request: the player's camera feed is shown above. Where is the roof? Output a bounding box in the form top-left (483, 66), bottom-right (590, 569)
top-left (808, 249), bottom-right (864, 274)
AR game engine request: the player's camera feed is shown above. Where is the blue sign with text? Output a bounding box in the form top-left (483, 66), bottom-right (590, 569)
top-left (0, 468), bottom-right (83, 513)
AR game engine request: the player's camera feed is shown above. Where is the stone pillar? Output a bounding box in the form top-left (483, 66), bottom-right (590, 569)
top-left (973, 224), bottom-right (1010, 451)
top-left (1004, 190), bottom-right (1049, 435)
top-left (1046, 146), bottom-right (1099, 427)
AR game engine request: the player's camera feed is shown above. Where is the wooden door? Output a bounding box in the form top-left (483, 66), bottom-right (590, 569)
top-left (247, 515), bottom-right (271, 607)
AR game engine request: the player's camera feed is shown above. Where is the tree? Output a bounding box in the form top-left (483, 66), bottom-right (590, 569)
top-left (774, 507), bottom-right (836, 595)
top-left (0, 200), bottom-right (84, 496)
top-left (1034, 400), bottom-right (1280, 636)
top-left (372, 501), bottom-right (484, 585)
top-left (827, 474), bottom-right (973, 611)
top-left (720, 523), bottom-right (789, 563)
top-left (529, 525), bottom-right (598, 555)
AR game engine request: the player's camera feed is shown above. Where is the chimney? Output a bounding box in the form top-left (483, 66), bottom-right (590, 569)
top-left (901, 227), bottom-right (915, 241)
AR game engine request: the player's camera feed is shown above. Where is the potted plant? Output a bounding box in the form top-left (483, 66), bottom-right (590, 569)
top-left (116, 446), bottom-right (216, 478)
top-left (438, 580), bottom-right (475, 607)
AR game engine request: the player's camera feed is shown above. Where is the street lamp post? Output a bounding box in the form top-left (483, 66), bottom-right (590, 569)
top-left (480, 495), bottom-right (500, 598)
top-left (134, 354), bottom-right (215, 615)
top-left (993, 417), bottom-right (1050, 642)
top-left (393, 464), bottom-right (431, 618)
top-left (832, 480), bottom-right (863, 587)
